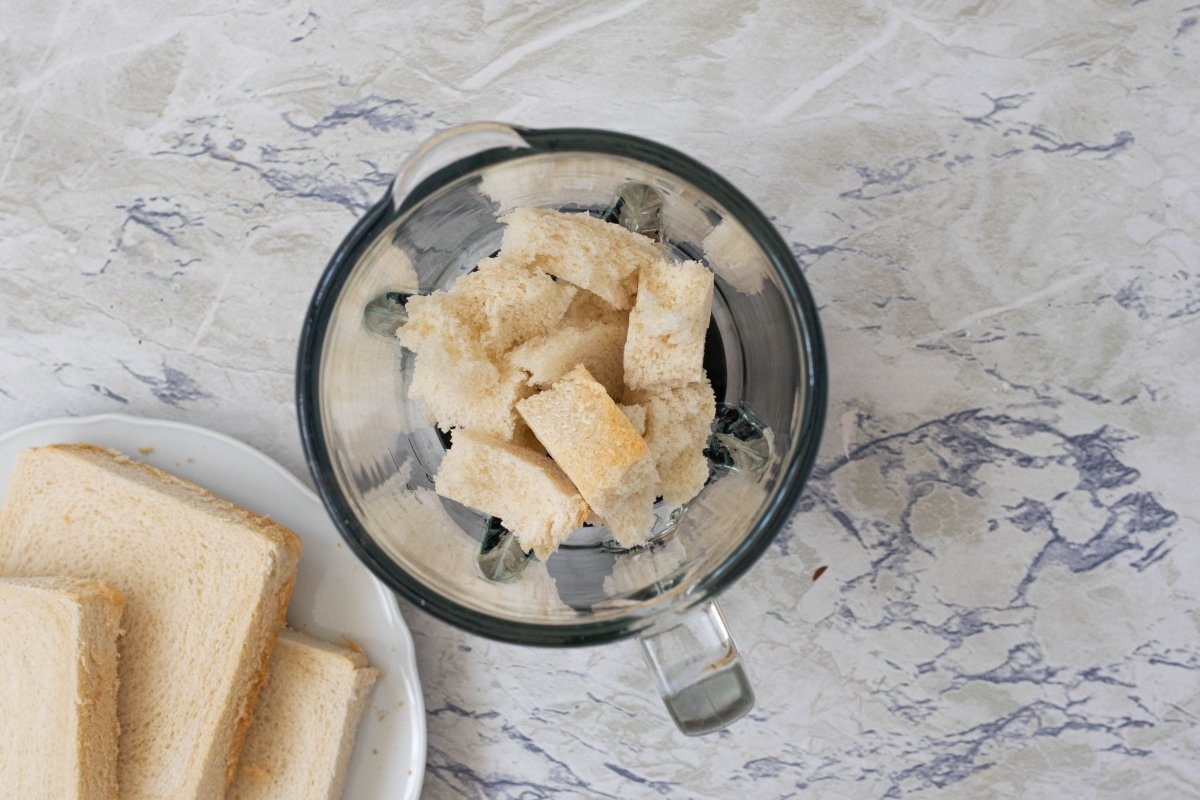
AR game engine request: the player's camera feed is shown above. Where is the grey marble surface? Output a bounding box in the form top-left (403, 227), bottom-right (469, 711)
top-left (3, 1), bottom-right (1199, 798)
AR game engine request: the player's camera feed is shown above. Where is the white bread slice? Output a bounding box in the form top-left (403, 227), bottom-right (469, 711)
top-left (0, 577), bottom-right (124, 800)
top-left (623, 259), bottom-right (714, 391)
top-left (499, 208), bottom-right (660, 310)
top-left (435, 430), bottom-right (589, 560)
top-left (0, 444), bottom-right (302, 800)
top-left (508, 318), bottom-right (626, 399)
top-left (628, 377), bottom-right (716, 504)
top-left (228, 629), bottom-right (379, 800)
top-left (516, 366), bottom-right (658, 548)
top-left (410, 354), bottom-right (533, 440)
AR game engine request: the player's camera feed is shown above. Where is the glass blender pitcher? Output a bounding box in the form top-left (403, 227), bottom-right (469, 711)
top-left (296, 123), bottom-right (826, 735)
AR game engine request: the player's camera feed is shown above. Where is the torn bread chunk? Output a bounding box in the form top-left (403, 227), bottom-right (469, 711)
top-left (0, 577), bottom-right (124, 800)
top-left (619, 403), bottom-right (647, 436)
top-left (517, 366), bottom-right (659, 548)
top-left (451, 257), bottom-right (577, 354)
top-left (410, 356), bottom-right (533, 439)
top-left (399, 258), bottom-right (576, 360)
top-left (628, 377), bottom-right (716, 505)
top-left (228, 629), bottom-right (379, 800)
top-left (623, 259), bottom-right (714, 391)
top-left (499, 208), bottom-right (660, 310)
top-left (563, 287), bottom-right (628, 327)
top-left (509, 318), bottom-right (627, 399)
top-left (398, 257), bottom-right (573, 439)
top-left (435, 430), bottom-right (589, 560)
top-left (397, 292), bottom-right (499, 391)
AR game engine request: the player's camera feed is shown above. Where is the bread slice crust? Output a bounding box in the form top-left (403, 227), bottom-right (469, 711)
top-left (0, 444), bottom-right (302, 800)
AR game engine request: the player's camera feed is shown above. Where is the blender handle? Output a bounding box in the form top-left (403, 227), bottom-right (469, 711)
top-left (639, 599), bottom-right (755, 735)
top-left (390, 121), bottom-right (531, 212)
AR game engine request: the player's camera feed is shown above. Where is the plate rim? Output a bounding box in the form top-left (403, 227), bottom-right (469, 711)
top-left (0, 411), bottom-right (427, 798)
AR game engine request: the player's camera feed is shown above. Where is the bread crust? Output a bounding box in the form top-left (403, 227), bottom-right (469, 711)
top-left (11, 444), bottom-right (303, 798)
top-left (0, 577), bottom-right (124, 800)
top-left (220, 572), bottom-right (296, 794)
top-left (51, 444), bottom-right (303, 564)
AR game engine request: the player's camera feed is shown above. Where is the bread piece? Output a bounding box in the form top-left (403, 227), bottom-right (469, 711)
top-left (0, 445), bottom-right (302, 799)
top-left (619, 403), bottom-right (646, 436)
top-left (508, 319), bottom-right (626, 399)
top-left (563, 287), bottom-right (627, 327)
top-left (499, 208), bottom-right (660, 310)
top-left (397, 292), bottom-right (499, 390)
top-left (398, 258), bottom-right (576, 360)
top-left (399, 257), bottom-right (573, 438)
top-left (516, 366), bottom-right (659, 547)
top-left (628, 378), bottom-right (716, 504)
top-left (454, 257), bottom-right (578, 354)
top-left (410, 355), bottom-right (533, 440)
top-left (228, 629), bottom-right (379, 800)
top-left (435, 430), bottom-right (589, 559)
top-left (0, 577), bottom-right (124, 800)
top-left (623, 259), bottom-right (714, 391)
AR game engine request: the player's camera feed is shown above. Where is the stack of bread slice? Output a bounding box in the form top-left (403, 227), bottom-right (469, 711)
top-left (0, 444), bottom-right (378, 799)
top-left (399, 207), bottom-right (716, 558)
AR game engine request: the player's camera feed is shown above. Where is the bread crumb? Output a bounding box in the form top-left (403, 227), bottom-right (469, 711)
top-left (138, 446), bottom-right (154, 455)
top-left (186, 457), bottom-right (194, 464)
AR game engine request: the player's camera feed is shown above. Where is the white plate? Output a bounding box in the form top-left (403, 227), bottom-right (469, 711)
top-left (0, 413), bottom-right (426, 799)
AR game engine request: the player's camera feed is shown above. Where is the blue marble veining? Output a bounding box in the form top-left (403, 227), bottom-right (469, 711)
top-left (1, 0), bottom-right (1197, 798)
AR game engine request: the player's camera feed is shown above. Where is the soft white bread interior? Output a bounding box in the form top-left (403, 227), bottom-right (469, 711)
top-left (627, 378), bottom-right (716, 504)
top-left (618, 403), bottom-right (647, 436)
top-left (0, 444), bottom-right (302, 799)
top-left (563, 287), bottom-right (628, 327)
top-left (435, 429), bottom-right (589, 559)
top-left (0, 576), bottom-right (124, 800)
top-left (410, 356), bottom-right (533, 439)
top-left (398, 257), bottom-right (576, 359)
top-left (499, 208), bottom-right (660, 310)
top-left (228, 629), bottom-right (379, 800)
top-left (516, 365), bottom-right (658, 547)
top-left (398, 257), bottom-right (573, 439)
top-left (623, 259), bottom-right (714, 391)
top-left (508, 318), bottom-right (627, 399)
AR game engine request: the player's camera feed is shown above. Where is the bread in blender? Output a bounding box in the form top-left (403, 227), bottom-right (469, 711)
top-left (499, 207), bottom-right (660, 310)
top-left (435, 429), bottom-right (589, 560)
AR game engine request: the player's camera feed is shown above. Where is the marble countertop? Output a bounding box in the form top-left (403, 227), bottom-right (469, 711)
top-left (3, 1), bottom-right (1198, 797)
